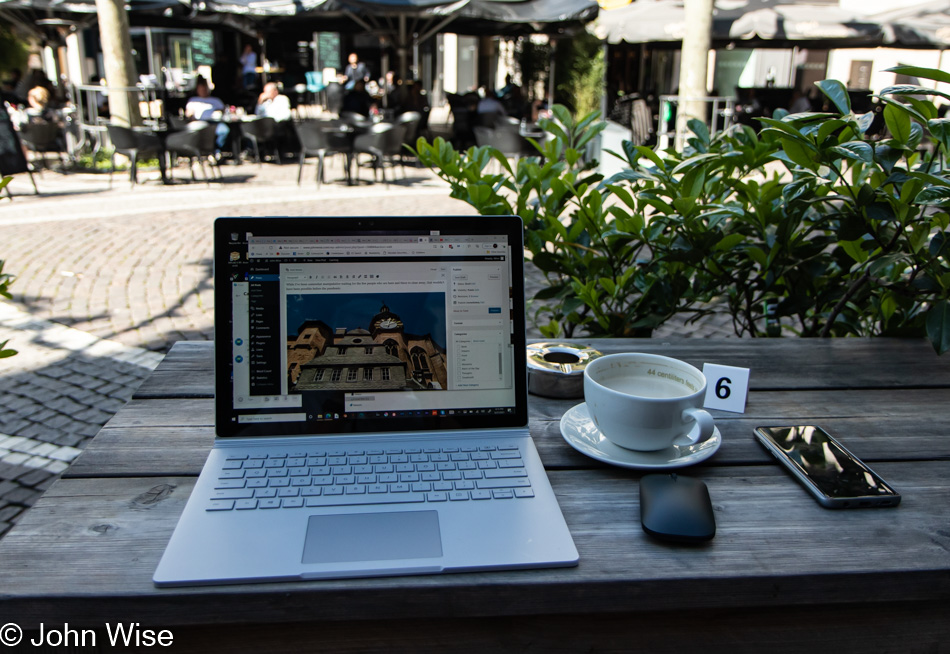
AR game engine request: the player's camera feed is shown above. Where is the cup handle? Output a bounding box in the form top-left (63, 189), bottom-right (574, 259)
top-left (674, 408), bottom-right (715, 446)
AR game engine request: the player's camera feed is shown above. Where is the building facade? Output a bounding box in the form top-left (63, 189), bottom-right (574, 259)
top-left (288, 303), bottom-right (448, 392)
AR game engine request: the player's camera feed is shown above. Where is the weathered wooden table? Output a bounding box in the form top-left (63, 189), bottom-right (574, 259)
top-left (1, 339), bottom-right (949, 653)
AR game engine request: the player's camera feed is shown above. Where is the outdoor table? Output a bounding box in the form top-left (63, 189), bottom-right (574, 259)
top-left (1, 338), bottom-right (949, 652)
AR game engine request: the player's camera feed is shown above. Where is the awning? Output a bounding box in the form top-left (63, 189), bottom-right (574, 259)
top-left (594, 0), bottom-right (884, 48)
top-left (874, 0), bottom-right (950, 49)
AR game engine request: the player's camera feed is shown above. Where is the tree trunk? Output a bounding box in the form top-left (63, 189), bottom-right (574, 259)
top-left (676, 0), bottom-right (713, 149)
top-left (94, 0), bottom-right (139, 127)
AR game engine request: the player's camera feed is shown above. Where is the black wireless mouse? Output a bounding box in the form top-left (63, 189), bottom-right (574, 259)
top-left (639, 474), bottom-right (716, 543)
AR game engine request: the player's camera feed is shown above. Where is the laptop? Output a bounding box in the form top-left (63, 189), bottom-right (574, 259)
top-left (153, 215), bottom-right (579, 586)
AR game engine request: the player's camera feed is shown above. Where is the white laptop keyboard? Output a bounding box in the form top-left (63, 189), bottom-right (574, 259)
top-left (207, 444), bottom-right (535, 511)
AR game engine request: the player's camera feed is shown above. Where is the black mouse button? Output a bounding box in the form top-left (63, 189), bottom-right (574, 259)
top-left (639, 474), bottom-right (715, 543)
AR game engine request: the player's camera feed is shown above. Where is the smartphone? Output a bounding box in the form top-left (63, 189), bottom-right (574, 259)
top-left (753, 425), bottom-right (901, 509)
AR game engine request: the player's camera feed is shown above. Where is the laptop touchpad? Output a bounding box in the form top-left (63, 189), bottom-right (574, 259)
top-left (302, 511), bottom-right (443, 564)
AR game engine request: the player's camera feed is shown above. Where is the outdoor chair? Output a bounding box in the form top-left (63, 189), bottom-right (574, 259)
top-left (324, 82), bottom-right (344, 115)
top-left (394, 111), bottom-right (422, 165)
top-left (340, 111), bottom-right (371, 129)
top-left (18, 120), bottom-right (68, 171)
top-left (474, 124), bottom-right (524, 170)
top-left (164, 121), bottom-right (219, 184)
top-left (294, 120), bottom-right (348, 188)
top-left (352, 122), bottom-right (405, 186)
top-left (106, 124), bottom-right (166, 187)
top-left (241, 117), bottom-right (281, 165)
top-left (305, 71), bottom-right (325, 106)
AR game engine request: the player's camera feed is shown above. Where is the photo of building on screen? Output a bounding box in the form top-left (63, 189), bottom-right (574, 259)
top-left (287, 298), bottom-right (447, 393)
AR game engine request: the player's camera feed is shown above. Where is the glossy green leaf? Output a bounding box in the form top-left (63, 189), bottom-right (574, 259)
top-left (780, 138), bottom-right (816, 170)
top-left (887, 65), bottom-right (950, 85)
top-left (840, 239), bottom-right (870, 263)
top-left (916, 187), bottom-right (950, 205)
top-left (816, 79), bottom-right (851, 115)
top-left (883, 103), bottom-right (912, 145)
top-left (831, 142), bottom-right (873, 164)
top-left (926, 300), bottom-right (950, 354)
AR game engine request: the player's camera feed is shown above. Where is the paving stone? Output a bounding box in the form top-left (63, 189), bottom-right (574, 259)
top-left (16, 468), bottom-right (52, 487)
top-left (44, 460), bottom-right (69, 474)
top-left (0, 418), bottom-right (32, 434)
top-left (0, 505), bottom-right (22, 522)
top-left (1, 452), bottom-right (30, 465)
top-left (3, 486), bottom-right (41, 505)
top-left (0, 480), bottom-right (18, 496)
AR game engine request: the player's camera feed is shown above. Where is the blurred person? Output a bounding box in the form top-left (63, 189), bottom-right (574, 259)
top-left (343, 52), bottom-right (369, 90)
top-left (240, 44), bottom-right (258, 90)
top-left (477, 88), bottom-right (506, 116)
top-left (186, 79), bottom-right (229, 150)
top-left (255, 82), bottom-right (291, 121)
top-left (789, 89), bottom-right (812, 114)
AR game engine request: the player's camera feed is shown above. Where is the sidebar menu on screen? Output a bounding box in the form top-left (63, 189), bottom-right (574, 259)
top-left (248, 267), bottom-right (281, 395)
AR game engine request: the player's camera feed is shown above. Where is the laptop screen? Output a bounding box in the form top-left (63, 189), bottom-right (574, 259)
top-left (214, 216), bottom-right (528, 438)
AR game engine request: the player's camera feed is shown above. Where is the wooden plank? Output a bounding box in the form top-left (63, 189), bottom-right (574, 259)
top-left (3, 463), bottom-right (950, 626)
top-left (133, 342), bottom-right (215, 399)
top-left (68, 388), bottom-right (950, 478)
top-left (133, 339), bottom-right (950, 401)
top-left (10, 603), bottom-right (950, 654)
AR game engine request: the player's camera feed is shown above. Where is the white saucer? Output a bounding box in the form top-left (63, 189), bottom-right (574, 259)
top-left (559, 403), bottom-right (722, 470)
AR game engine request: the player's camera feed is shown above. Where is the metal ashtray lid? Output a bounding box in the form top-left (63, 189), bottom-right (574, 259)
top-left (527, 342), bottom-right (603, 399)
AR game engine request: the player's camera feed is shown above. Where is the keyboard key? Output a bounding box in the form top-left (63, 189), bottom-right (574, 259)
top-left (434, 481), bottom-right (453, 492)
top-left (246, 479), bottom-right (268, 488)
top-left (334, 475), bottom-right (356, 485)
top-left (254, 488), bottom-right (277, 499)
top-left (305, 493), bottom-right (425, 508)
top-left (426, 491), bottom-right (448, 502)
top-left (476, 478), bottom-right (531, 489)
top-left (282, 497), bottom-right (304, 508)
top-left (291, 478), bottom-right (312, 487)
top-left (324, 486), bottom-right (344, 496)
top-left (206, 500), bottom-right (234, 511)
top-left (345, 485), bottom-right (367, 495)
top-left (277, 488), bottom-right (299, 497)
top-left (268, 453), bottom-right (287, 459)
top-left (492, 490), bottom-right (514, 499)
top-left (218, 470), bottom-right (245, 479)
top-left (266, 468), bottom-right (289, 478)
top-left (515, 488), bottom-right (536, 498)
top-left (498, 459), bottom-right (525, 468)
top-left (211, 489), bottom-right (254, 500)
top-left (477, 460), bottom-right (498, 470)
top-left (222, 461), bottom-right (243, 470)
top-left (399, 472), bottom-right (420, 483)
top-left (491, 451), bottom-right (521, 459)
top-left (391, 483), bottom-right (411, 493)
top-left (442, 471), bottom-right (462, 481)
top-left (471, 490), bottom-right (492, 500)
top-left (235, 499), bottom-right (257, 510)
top-left (264, 459), bottom-right (285, 468)
top-left (357, 474), bottom-right (377, 484)
top-left (368, 484), bottom-right (388, 494)
top-left (289, 467), bottom-right (310, 477)
top-left (422, 472), bottom-right (440, 482)
top-left (225, 454), bottom-right (249, 461)
top-left (378, 473), bottom-right (398, 484)
top-left (287, 458), bottom-right (306, 467)
top-left (455, 481), bottom-right (475, 491)
top-left (215, 479), bottom-right (246, 489)
top-left (449, 491), bottom-right (470, 501)
top-left (450, 453), bottom-right (469, 461)
top-left (353, 465), bottom-right (373, 475)
top-left (498, 444), bottom-right (519, 451)
top-left (245, 469), bottom-right (266, 478)
top-left (312, 475), bottom-right (334, 486)
top-left (301, 487), bottom-right (322, 497)
top-left (259, 498), bottom-right (281, 509)
top-left (484, 468), bottom-right (527, 479)
top-left (412, 482), bottom-right (432, 492)
top-left (463, 470), bottom-right (483, 480)
top-left (268, 478), bottom-right (291, 488)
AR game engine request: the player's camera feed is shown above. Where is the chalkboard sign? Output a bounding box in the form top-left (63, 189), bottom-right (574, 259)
top-left (0, 103), bottom-right (28, 177)
top-left (192, 30), bottom-right (215, 67)
top-left (317, 33), bottom-right (340, 71)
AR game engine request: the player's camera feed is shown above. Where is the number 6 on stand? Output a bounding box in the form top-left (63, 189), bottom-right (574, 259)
top-left (702, 363), bottom-right (750, 413)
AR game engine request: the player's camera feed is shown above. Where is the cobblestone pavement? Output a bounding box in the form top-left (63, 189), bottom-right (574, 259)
top-left (0, 143), bottom-right (734, 539)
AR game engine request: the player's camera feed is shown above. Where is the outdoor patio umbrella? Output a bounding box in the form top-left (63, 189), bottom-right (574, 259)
top-left (594, 0), bottom-right (883, 48)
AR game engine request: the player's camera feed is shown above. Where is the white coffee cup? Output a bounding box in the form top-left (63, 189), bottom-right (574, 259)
top-left (583, 353), bottom-right (715, 451)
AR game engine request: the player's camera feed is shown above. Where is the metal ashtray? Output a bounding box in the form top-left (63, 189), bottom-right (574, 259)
top-left (527, 343), bottom-right (603, 399)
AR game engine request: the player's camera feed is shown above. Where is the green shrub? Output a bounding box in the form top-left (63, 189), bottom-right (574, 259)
top-left (414, 65), bottom-right (950, 354)
top-left (0, 258), bottom-right (16, 358)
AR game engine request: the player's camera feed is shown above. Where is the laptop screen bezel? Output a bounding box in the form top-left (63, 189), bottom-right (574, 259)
top-left (214, 215), bottom-right (529, 438)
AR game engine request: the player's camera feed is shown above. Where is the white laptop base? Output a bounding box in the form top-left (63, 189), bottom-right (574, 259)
top-left (154, 431), bottom-right (577, 586)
